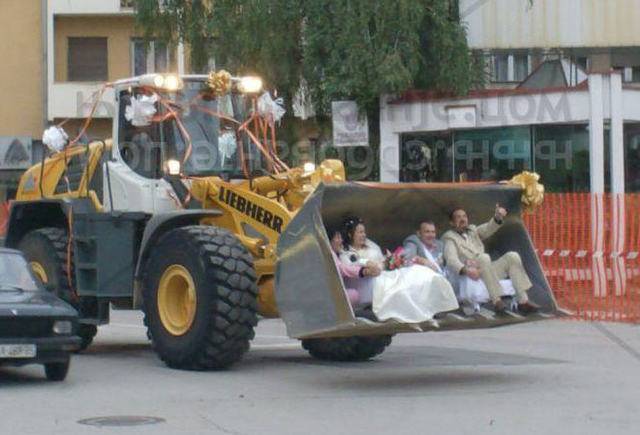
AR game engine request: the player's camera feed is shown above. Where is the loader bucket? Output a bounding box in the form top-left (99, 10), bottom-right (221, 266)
top-left (275, 182), bottom-right (560, 340)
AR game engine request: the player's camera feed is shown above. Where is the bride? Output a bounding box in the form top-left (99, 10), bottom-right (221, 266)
top-left (339, 216), bottom-right (459, 323)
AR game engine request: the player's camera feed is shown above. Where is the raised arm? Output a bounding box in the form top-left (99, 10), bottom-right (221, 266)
top-left (477, 203), bottom-right (507, 240)
top-left (476, 218), bottom-right (501, 240)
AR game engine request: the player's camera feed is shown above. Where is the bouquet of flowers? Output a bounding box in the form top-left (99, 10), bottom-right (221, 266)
top-left (384, 247), bottom-right (407, 271)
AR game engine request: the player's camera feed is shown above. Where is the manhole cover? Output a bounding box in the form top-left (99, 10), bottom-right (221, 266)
top-left (77, 416), bottom-right (165, 427)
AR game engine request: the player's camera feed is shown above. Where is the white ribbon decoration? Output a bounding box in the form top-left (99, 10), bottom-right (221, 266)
top-left (42, 126), bottom-right (68, 152)
top-left (218, 131), bottom-right (238, 162)
top-left (257, 92), bottom-right (286, 123)
top-left (125, 94), bottom-right (158, 127)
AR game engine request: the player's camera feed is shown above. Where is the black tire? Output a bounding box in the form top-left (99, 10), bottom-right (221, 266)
top-left (44, 358), bottom-right (70, 381)
top-left (301, 335), bottom-right (393, 362)
top-left (18, 228), bottom-right (97, 351)
top-left (142, 225), bottom-right (258, 370)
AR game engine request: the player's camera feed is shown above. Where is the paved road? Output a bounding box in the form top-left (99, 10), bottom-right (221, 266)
top-left (1, 311), bottom-right (640, 435)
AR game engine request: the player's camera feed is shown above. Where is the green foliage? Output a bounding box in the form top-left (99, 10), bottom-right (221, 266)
top-left (302, 1), bottom-right (424, 114)
top-left (207, 0), bottom-right (304, 104)
top-left (415, 1), bottom-right (477, 94)
top-left (134, 0), bottom-right (479, 115)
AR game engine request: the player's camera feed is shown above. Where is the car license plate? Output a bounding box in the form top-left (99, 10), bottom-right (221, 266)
top-left (0, 344), bottom-right (37, 358)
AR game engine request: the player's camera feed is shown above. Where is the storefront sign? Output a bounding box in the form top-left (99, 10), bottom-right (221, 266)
top-left (447, 105), bottom-right (477, 129)
top-left (332, 101), bottom-right (369, 147)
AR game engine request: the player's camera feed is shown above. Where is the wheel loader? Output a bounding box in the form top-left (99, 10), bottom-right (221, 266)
top-left (4, 72), bottom-right (561, 370)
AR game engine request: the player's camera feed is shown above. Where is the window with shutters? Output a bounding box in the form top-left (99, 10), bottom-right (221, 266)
top-left (489, 52), bottom-right (531, 83)
top-left (131, 39), bottom-right (169, 76)
top-left (492, 54), bottom-right (509, 82)
top-left (67, 37), bottom-right (108, 82)
top-left (513, 54), bottom-right (530, 81)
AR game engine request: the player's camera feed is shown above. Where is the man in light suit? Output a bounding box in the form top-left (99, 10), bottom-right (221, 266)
top-left (403, 221), bottom-right (445, 274)
top-left (442, 205), bottom-right (539, 314)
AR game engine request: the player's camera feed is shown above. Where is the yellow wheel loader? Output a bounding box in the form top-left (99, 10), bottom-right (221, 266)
top-left (5, 73), bottom-right (561, 369)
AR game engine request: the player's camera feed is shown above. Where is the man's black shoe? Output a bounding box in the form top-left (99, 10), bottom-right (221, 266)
top-left (518, 301), bottom-right (540, 315)
top-left (493, 299), bottom-right (507, 314)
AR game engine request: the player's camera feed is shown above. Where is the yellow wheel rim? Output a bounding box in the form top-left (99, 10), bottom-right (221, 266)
top-left (30, 262), bottom-right (49, 284)
top-left (157, 265), bottom-right (197, 336)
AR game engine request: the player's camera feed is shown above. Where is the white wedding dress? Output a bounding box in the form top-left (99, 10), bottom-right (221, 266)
top-left (340, 239), bottom-right (459, 323)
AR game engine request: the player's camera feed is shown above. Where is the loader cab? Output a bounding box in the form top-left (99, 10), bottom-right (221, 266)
top-left (106, 75), bottom-right (267, 213)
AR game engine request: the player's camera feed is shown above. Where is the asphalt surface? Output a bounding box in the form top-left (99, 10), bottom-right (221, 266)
top-left (1, 311), bottom-right (640, 435)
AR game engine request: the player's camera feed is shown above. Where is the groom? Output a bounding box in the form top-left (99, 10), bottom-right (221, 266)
top-left (442, 204), bottom-right (539, 315)
top-left (403, 221), bottom-right (445, 275)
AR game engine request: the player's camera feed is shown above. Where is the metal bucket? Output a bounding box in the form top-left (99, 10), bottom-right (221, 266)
top-left (275, 182), bottom-right (560, 339)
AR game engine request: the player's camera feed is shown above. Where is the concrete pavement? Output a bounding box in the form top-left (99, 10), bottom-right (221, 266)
top-left (1, 311), bottom-right (639, 435)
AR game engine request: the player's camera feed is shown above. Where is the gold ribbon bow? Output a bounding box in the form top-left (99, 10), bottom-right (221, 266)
top-left (507, 171), bottom-right (545, 212)
top-left (207, 70), bottom-right (232, 96)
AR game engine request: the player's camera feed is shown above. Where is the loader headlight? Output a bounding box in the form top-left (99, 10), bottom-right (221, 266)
top-left (140, 74), bottom-right (184, 91)
top-left (163, 75), bottom-right (183, 91)
top-left (53, 320), bottom-right (73, 335)
top-left (303, 162), bottom-right (316, 174)
top-left (153, 75), bottom-right (165, 88)
top-left (238, 76), bottom-right (263, 94)
top-left (165, 159), bottom-right (181, 176)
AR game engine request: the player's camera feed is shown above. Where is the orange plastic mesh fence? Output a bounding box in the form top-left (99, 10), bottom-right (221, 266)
top-left (523, 193), bottom-right (640, 323)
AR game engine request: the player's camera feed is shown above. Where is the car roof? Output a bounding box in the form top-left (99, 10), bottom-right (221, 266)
top-left (0, 248), bottom-right (25, 256)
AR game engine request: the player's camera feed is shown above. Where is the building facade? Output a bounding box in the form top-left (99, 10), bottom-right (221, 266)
top-left (0, 0), bottom-right (185, 202)
top-left (381, 0), bottom-right (640, 194)
top-left (465, 0), bottom-right (640, 87)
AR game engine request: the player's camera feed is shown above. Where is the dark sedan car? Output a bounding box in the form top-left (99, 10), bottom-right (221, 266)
top-left (0, 248), bottom-right (80, 381)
